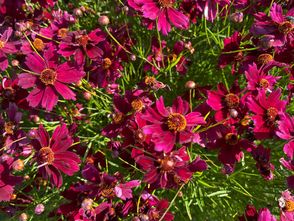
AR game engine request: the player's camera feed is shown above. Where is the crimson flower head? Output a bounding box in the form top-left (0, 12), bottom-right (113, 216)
top-left (247, 89), bottom-right (286, 139)
top-left (0, 27), bottom-right (17, 71)
top-left (128, 0), bottom-right (189, 35)
top-left (207, 82), bottom-right (244, 122)
top-left (142, 96), bottom-right (206, 153)
top-left (133, 146), bottom-right (207, 189)
top-left (32, 124), bottom-right (81, 188)
top-left (0, 155), bottom-right (23, 202)
top-left (18, 44), bottom-right (85, 111)
top-left (245, 63), bottom-right (280, 93)
top-left (250, 3), bottom-right (294, 47)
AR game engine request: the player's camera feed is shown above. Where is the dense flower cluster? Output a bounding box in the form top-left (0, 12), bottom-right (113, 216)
top-left (0, 0), bottom-right (293, 220)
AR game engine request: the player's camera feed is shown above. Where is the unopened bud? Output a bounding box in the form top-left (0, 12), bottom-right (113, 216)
top-left (185, 80), bottom-right (196, 89)
top-left (229, 109), bottom-right (238, 118)
top-left (83, 92), bottom-right (92, 100)
top-left (81, 198), bottom-right (93, 211)
top-left (229, 12), bottom-right (243, 23)
top-left (130, 54), bottom-right (136, 61)
top-left (11, 59), bottom-right (19, 67)
top-left (19, 213), bottom-right (28, 221)
top-left (74, 8), bottom-right (83, 17)
top-left (98, 15), bottom-right (110, 26)
top-left (34, 204), bottom-right (45, 215)
top-left (12, 159), bottom-right (24, 171)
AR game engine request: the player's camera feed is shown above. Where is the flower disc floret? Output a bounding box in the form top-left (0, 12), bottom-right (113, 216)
top-left (224, 93), bottom-right (240, 109)
top-left (259, 79), bottom-right (270, 89)
top-left (131, 99), bottom-right (144, 112)
top-left (257, 54), bottom-right (273, 65)
top-left (40, 68), bottom-right (57, 85)
top-left (158, 0), bottom-right (174, 8)
top-left (0, 40), bottom-right (5, 49)
top-left (38, 147), bottom-right (55, 164)
top-left (159, 156), bottom-right (175, 172)
top-left (167, 113), bottom-right (187, 132)
top-left (278, 21), bottom-right (293, 34)
top-left (103, 58), bottom-right (112, 70)
top-left (285, 200), bottom-right (294, 212)
top-left (225, 133), bottom-right (238, 145)
top-left (266, 107), bottom-right (278, 122)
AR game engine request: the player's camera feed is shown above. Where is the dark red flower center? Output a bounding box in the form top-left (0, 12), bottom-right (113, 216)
top-left (160, 156), bottom-right (175, 172)
top-left (225, 93), bottom-right (240, 109)
top-left (278, 21), bottom-right (293, 34)
top-left (131, 99), bottom-right (144, 112)
top-left (259, 78), bottom-right (269, 89)
top-left (266, 107), bottom-right (278, 122)
top-left (0, 40), bottom-right (5, 49)
top-left (40, 68), bottom-right (57, 85)
top-left (257, 54), bottom-right (273, 65)
top-left (225, 133), bottom-right (238, 145)
top-left (33, 38), bottom-right (45, 51)
top-left (112, 112), bottom-right (124, 124)
top-left (57, 28), bottom-right (68, 38)
top-left (149, 210), bottom-right (160, 219)
top-left (134, 129), bottom-right (146, 142)
top-left (4, 121), bottom-right (15, 135)
top-left (158, 0), bottom-right (174, 8)
top-left (103, 58), bottom-right (112, 70)
top-left (38, 147), bottom-right (55, 164)
top-left (234, 51), bottom-right (243, 61)
top-left (77, 35), bottom-right (89, 47)
top-left (285, 200), bottom-right (294, 212)
top-left (167, 113), bottom-right (187, 132)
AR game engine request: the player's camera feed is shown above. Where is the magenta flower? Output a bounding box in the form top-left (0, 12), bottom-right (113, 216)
top-left (278, 190), bottom-right (294, 221)
top-left (18, 45), bottom-right (85, 111)
top-left (133, 146), bottom-right (206, 188)
top-left (0, 155), bottom-right (22, 202)
top-left (247, 89), bottom-right (286, 139)
top-left (251, 145), bottom-right (274, 180)
top-left (245, 63), bottom-right (280, 93)
top-left (58, 29), bottom-right (106, 65)
top-left (196, 0), bottom-right (230, 22)
top-left (250, 3), bottom-right (294, 47)
top-left (0, 27), bottom-right (17, 71)
top-left (129, 0), bottom-right (189, 35)
top-left (206, 83), bottom-right (244, 122)
top-left (32, 124), bottom-right (81, 188)
top-left (142, 96), bottom-right (206, 152)
top-left (258, 208), bottom-right (276, 221)
top-left (276, 113), bottom-right (294, 188)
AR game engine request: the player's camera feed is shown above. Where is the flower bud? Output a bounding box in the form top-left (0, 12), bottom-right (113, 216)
top-left (98, 15), bottom-right (110, 26)
top-left (130, 54), bottom-right (136, 61)
top-left (185, 80), bottom-right (196, 89)
top-left (83, 92), bottom-right (92, 100)
top-left (229, 109), bottom-right (238, 118)
top-left (81, 198), bottom-right (93, 211)
top-left (11, 59), bottom-right (19, 67)
top-left (12, 159), bottom-right (24, 171)
top-left (27, 129), bottom-right (37, 139)
top-left (35, 204), bottom-right (45, 215)
top-left (19, 213), bottom-right (28, 221)
top-left (229, 12), bottom-right (243, 23)
top-left (74, 8), bottom-right (83, 17)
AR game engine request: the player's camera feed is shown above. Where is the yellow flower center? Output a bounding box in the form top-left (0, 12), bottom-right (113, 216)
top-left (285, 200), bottom-right (294, 212)
top-left (40, 68), bottom-right (57, 85)
top-left (0, 40), bottom-right (5, 49)
top-left (257, 54), bottom-right (273, 65)
top-left (38, 147), bottom-right (55, 164)
top-left (145, 76), bottom-right (156, 86)
top-left (4, 121), bottom-right (15, 135)
top-left (167, 113), bottom-right (187, 132)
top-left (266, 107), bottom-right (278, 122)
top-left (131, 99), bottom-right (144, 112)
top-left (158, 0), bottom-right (173, 8)
top-left (57, 28), bottom-right (68, 39)
top-left (33, 38), bottom-right (45, 51)
top-left (112, 112), bottom-right (124, 124)
top-left (103, 58), bottom-right (112, 70)
top-left (77, 35), bottom-right (89, 47)
top-left (278, 21), bottom-right (293, 34)
top-left (259, 78), bottom-right (269, 89)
